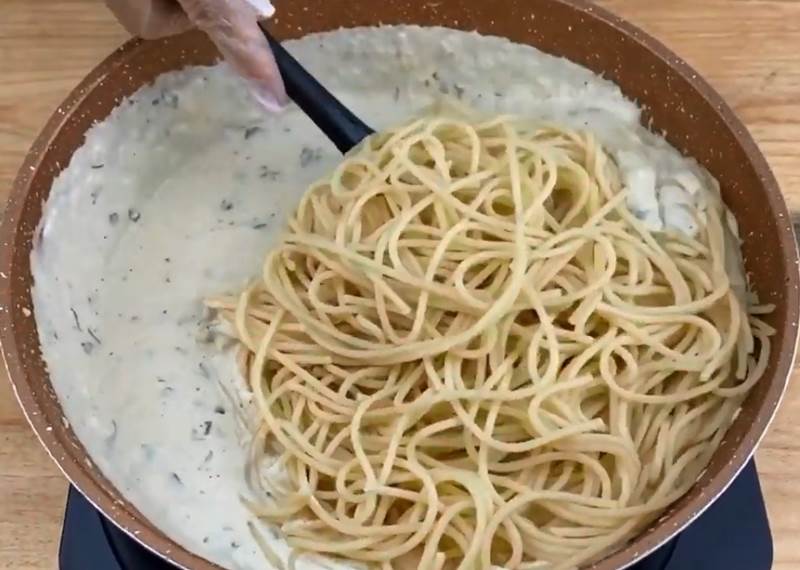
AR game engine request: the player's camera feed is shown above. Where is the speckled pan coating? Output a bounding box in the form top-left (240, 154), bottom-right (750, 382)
top-left (1, 1), bottom-right (797, 569)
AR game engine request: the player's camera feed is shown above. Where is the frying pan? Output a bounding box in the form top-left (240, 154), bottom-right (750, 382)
top-left (1, 1), bottom-right (798, 569)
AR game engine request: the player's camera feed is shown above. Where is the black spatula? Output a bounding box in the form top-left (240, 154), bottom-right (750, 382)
top-left (259, 24), bottom-right (374, 154)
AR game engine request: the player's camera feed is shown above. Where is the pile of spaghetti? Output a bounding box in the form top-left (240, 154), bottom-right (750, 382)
top-left (208, 114), bottom-right (773, 570)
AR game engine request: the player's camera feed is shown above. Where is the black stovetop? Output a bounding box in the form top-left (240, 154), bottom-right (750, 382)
top-left (59, 461), bottom-right (772, 570)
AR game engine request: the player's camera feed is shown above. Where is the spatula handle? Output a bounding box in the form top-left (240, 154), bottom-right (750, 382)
top-left (260, 25), bottom-right (374, 154)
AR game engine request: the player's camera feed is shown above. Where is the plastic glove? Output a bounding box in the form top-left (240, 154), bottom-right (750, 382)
top-left (105, 0), bottom-right (287, 111)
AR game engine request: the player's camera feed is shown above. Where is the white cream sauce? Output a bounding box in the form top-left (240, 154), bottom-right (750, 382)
top-left (32, 26), bottom-right (726, 570)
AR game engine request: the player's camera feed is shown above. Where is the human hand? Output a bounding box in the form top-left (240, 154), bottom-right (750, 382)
top-left (105, 0), bottom-right (287, 111)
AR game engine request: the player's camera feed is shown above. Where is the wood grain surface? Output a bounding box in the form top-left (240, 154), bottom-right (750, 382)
top-left (1, 1), bottom-right (798, 569)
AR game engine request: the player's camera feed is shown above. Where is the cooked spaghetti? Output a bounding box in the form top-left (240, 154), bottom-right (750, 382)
top-left (207, 113), bottom-right (773, 570)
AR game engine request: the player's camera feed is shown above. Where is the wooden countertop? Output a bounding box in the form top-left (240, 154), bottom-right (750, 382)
top-left (1, 1), bottom-right (798, 569)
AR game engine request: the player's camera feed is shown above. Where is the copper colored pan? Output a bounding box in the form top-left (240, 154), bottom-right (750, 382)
top-left (1, 1), bottom-right (798, 569)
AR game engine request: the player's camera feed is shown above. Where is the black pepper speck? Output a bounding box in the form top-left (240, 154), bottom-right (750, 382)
top-left (244, 126), bottom-right (261, 139)
top-left (299, 146), bottom-right (323, 167)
